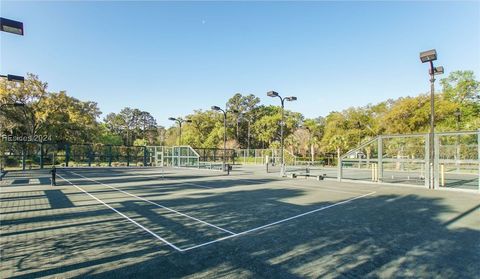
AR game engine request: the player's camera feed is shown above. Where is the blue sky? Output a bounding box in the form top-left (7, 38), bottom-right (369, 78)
top-left (1, 1), bottom-right (479, 127)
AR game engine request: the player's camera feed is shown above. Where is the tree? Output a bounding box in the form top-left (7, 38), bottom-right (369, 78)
top-left (329, 135), bottom-right (348, 164)
top-left (226, 93), bottom-right (260, 146)
top-left (104, 108), bottom-right (159, 146)
top-left (1, 74), bottom-right (101, 143)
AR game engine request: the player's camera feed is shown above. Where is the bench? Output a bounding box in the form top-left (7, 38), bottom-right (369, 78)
top-left (289, 173), bottom-right (326, 181)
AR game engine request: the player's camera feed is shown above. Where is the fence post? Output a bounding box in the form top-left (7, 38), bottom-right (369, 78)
top-left (424, 135), bottom-right (430, 188)
top-left (22, 145), bottom-right (26, 171)
top-left (337, 154), bottom-right (342, 182)
top-left (434, 134), bottom-right (440, 189)
top-left (108, 145), bottom-right (112, 167)
top-left (478, 129), bottom-right (479, 191)
top-left (40, 142), bottom-right (44, 169)
top-left (88, 145), bottom-right (93, 167)
top-left (378, 137), bottom-right (383, 182)
top-left (64, 143), bottom-right (69, 167)
top-left (126, 146), bottom-right (130, 166)
top-left (143, 146), bottom-right (147, 167)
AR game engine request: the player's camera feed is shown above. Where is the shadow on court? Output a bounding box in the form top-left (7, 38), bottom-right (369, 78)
top-left (1, 171), bottom-right (479, 278)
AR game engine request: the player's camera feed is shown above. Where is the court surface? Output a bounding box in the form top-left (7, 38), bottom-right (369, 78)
top-left (1, 166), bottom-right (479, 278)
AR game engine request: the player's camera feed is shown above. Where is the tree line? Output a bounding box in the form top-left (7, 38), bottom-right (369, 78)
top-left (1, 71), bottom-right (478, 160)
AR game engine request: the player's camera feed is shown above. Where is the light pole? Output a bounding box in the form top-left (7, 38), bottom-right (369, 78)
top-left (211, 106), bottom-right (238, 171)
top-left (211, 106), bottom-right (227, 171)
top-left (168, 117), bottom-right (191, 145)
top-left (267, 91), bottom-right (297, 176)
top-left (420, 49), bottom-right (444, 189)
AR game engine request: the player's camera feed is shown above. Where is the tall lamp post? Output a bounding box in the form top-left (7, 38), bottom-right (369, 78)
top-left (267, 91), bottom-right (297, 176)
top-left (168, 117), bottom-right (191, 145)
top-left (211, 106), bottom-right (238, 171)
top-left (420, 49), bottom-right (444, 189)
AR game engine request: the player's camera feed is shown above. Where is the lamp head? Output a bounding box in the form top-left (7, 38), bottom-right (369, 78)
top-left (7, 74), bottom-right (24, 82)
top-left (211, 106), bottom-right (221, 111)
top-left (168, 117), bottom-right (177, 121)
top-left (285, 96), bottom-right (297, 101)
top-left (420, 49), bottom-right (437, 63)
top-left (429, 66), bottom-right (444, 75)
top-left (0, 17), bottom-right (24, 35)
top-left (267, 91), bottom-right (279, 97)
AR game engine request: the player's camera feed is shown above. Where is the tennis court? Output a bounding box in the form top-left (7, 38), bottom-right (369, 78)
top-left (1, 166), bottom-right (479, 278)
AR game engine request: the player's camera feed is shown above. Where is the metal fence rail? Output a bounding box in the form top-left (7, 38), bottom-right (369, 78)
top-left (146, 145), bottom-right (200, 167)
top-left (235, 148), bottom-right (297, 166)
top-left (338, 130), bottom-right (480, 192)
top-left (1, 142), bottom-right (149, 170)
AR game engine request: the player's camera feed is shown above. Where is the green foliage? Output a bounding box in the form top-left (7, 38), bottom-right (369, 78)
top-left (133, 138), bottom-right (147, 146)
top-left (1, 74), bottom-right (101, 143)
top-left (1, 71), bottom-right (478, 160)
top-left (97, 124), bottom-right (123, 145)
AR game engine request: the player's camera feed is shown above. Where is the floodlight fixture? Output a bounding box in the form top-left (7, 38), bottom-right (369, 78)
top-left (285, 96), bottom-right (297, 101)
top-left (0, 17), bottom-right (24, 35)
top-left (420, 49), bottom-right (437, 63)
top-left (0, 74), bottom-right (24, 82)
top-left (429, 66), bottom-right (444, 76)
top-left (267, 91), bottom-right (279, 97)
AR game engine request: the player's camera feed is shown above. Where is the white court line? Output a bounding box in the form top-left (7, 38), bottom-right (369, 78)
top-left (56, 174), bottom-right (183, 252)
top-left (220, 176), bottom-right (364, 195)
top-left (180, 191), bottom-right (376, 252)
top-left (69, 171), bottom-right (236, 235)
top-left (74, 170), bottom-right (212, 190)
top-left (181, 182), bottom-right (213, 189)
